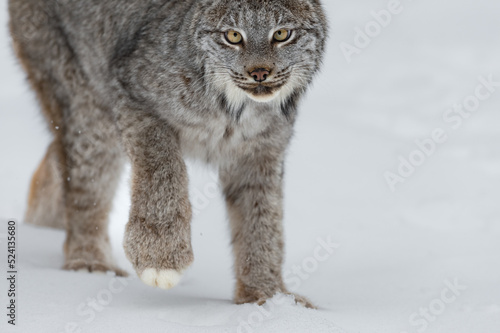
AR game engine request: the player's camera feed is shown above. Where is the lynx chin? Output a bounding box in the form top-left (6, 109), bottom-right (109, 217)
top-left (9, 0), bottom-right (328, 308)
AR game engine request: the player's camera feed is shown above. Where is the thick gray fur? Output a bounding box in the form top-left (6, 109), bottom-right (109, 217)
top-left (9, 0), bottom-right (328, 307)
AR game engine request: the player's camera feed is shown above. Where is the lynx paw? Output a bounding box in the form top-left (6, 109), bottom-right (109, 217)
top-left (140, 268), bottom-right (183, 289)
top-left (236, 293), bottom-right (316, 309)
top-left (124, 216), bottom-right (194, 289)
top-left (63, 259), bottom-right (128, 277)
top-left (235, 282), bottom-right (316, 309)
top-left (63, 238), bottom-right (128, 277)
top-left (288, 293), bottom-right (317, 309)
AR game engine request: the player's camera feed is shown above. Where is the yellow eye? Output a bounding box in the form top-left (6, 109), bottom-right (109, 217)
top-left (273, 29), bottom-right (291, 42)
top-left (225, 30), bottom-right (243, 44)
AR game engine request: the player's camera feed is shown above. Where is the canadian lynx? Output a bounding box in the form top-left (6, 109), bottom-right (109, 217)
top-left (9, 0), bottom-right (328, 307)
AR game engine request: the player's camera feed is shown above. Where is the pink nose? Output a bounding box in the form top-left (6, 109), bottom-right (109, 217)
top-left (250, 68), bottom-right (270, 82)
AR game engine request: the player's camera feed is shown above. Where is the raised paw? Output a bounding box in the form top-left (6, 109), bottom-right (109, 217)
top-left (140, 268), bottom-right (183, 289)
top-left (123, 217), bottom-right (194, 288)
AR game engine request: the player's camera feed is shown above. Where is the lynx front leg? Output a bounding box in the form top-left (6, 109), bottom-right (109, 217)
top-left (121, 115), bottom-right (193, 290)
top-left (220, 153), bottom-right (315, 308)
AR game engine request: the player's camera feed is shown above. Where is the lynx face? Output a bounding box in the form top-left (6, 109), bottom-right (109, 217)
top-left (195, 0), bottom-right (327, 107)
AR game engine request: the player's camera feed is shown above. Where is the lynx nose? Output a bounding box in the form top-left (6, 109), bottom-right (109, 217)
top-left (250, 68), bottom-right (270, 82)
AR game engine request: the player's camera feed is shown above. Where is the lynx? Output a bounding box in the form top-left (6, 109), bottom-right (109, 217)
top-left (9, 0), bottom-right (328, 307)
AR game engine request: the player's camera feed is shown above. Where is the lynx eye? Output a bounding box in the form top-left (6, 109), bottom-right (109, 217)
top-left (225, 30), bottom-right (243, 44)
top-left (273, 29), bottom-right (291, 42)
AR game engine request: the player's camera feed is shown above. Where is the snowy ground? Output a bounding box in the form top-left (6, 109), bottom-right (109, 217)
top-left (1, 0), bottom-right (500, 332)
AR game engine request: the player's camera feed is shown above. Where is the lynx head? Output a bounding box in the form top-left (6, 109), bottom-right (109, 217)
top-left (192, 0), bottom-right (328, 110)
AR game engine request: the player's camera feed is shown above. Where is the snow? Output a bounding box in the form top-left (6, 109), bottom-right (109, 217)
top-left (1, 0), bottom-right (500, 332)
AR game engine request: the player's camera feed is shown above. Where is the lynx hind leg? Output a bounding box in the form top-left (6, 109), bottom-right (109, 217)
top-left (10, 1), bottom-right (126, 276)
top-left (25, 141), bottom-right (66, 229)
top-left (11, 1), bottom-right (66, 229)
top-left (61, 98), bottom-right (127, 277)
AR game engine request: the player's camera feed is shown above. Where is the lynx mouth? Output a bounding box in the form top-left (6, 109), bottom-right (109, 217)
top-left (236, 82), bottom-right (285, 102)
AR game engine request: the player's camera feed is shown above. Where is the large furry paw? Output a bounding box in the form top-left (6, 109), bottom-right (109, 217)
top-left (140, 268), bottom-right (183, 289)
top-left (236, 292), bottom-right (316, 309)
top-left (235, 282), bottom-right (316, 309)
top-left (123, 218), bottom-right (193, 289)
top-left (63, 259), bottom-right (128, 277)
top-left (63, 237), bottom-right (127, 276)
top-left (287, 293), bottom-right (317, 309)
